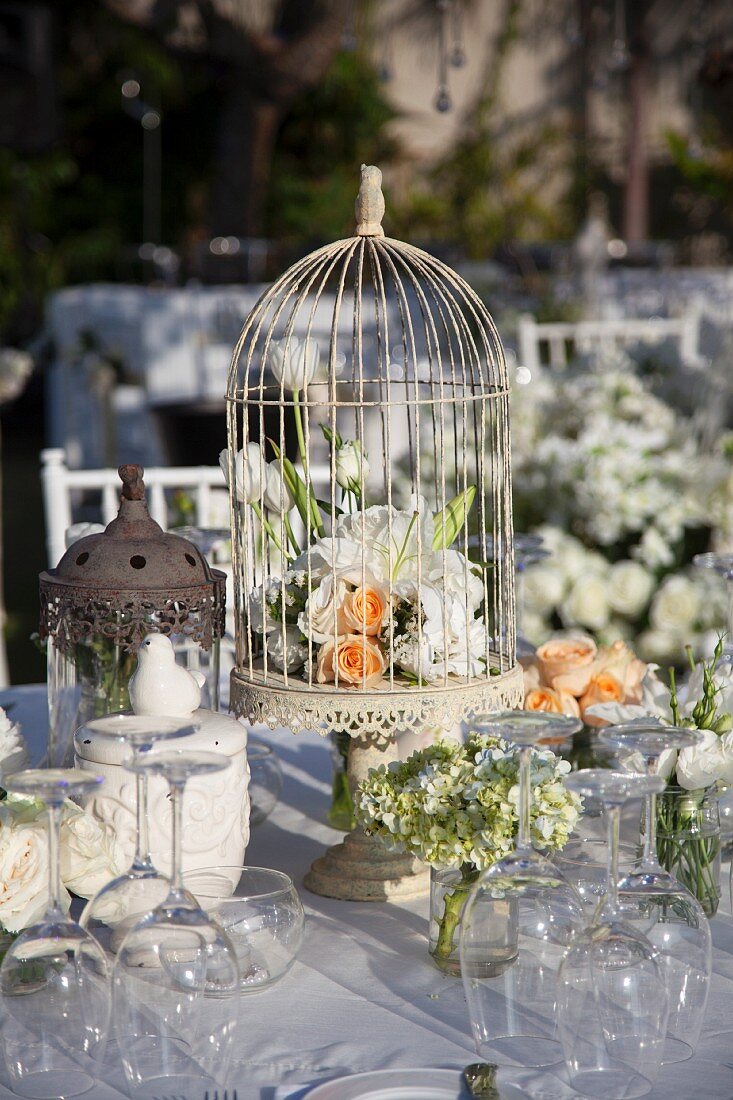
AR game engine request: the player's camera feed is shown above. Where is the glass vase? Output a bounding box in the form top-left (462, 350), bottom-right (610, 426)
top-left (328, 730), bottom-right (355, 831)
top-left (429, 866), bottom-right (517, 977)
top-left (656, 786), bottom-right (721, 917)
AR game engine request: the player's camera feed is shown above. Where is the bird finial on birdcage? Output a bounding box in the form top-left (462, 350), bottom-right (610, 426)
top-left (355, 164), bottom-right (385, 238)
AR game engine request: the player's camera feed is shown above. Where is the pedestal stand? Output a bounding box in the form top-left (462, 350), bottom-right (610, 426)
top-left (304, 728), bottom-right (430, 901)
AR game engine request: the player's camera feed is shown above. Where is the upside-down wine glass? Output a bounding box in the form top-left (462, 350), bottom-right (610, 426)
top-left (558, 770), bottom-right (670, 1099)
top-left (0, 769), bottom-right (110, 1099)
top-left (693, 552), bottom-right (733, 668)
top-left (470, 533), bottom-right (550, 657)
top-left (460, 711), bottom-right (585, 1068)
top-left (113, 750), bottom-right (240, 1099)
top-left (599, 723), bottom-right (711, 1063)
top-left (79, 714), bottom-right (198, 949)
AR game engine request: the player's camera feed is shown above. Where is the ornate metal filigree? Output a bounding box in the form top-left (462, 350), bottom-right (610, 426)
top-left (40, 576), bottom-right (226, 654)
top-left (230, 664), bottom-right (524, 737)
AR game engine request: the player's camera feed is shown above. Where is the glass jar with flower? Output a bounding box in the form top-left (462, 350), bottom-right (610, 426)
top-left (356, 727), bottom-right (583, 974)
top-left (587, 638), bottom-right (732, 915)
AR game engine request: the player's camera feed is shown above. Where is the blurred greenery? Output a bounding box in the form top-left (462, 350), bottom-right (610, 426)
top-left (267, 51), bottom-right (398, 243)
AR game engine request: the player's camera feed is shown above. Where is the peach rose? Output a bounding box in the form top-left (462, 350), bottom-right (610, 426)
top-left (525, 687), bottom-right (581, 719)
top-left (342, 583), bottom-right (387, 637)
top-left (580, 671), bottom-right (624, 724)
top-left (594, 641), bottom-right (647, 704)
top-left (536, 635), bottom-right (598, 697)
top-left (316, 634), bottom-right (386, 688)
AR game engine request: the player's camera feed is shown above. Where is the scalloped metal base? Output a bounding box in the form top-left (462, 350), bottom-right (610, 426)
top-left (230, 663), bottom-right (524, 735)
top-left (304, 828), bottom-right (430, 901)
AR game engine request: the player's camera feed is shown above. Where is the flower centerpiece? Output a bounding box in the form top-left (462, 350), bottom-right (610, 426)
top-left (522, 634), bottom-right (646, 723)
top-left (0, 711), bottom-right (127, 947)
top-left (224, 164), bottom-right (523, 901)
top-left (355, 734), bottom-right (581, 970)
top-left (587, 639), bottom-right (733, 914)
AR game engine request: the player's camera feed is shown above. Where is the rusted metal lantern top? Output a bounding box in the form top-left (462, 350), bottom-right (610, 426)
top-left (39, 464), bottom-right (227, 652)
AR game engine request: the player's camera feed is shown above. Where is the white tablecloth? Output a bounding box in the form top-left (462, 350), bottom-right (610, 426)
top-left (2, 686), bottom-right (733, 1100)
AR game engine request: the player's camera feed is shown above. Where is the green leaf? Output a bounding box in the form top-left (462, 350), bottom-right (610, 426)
top-left (432, 486), bottom-right (477, 550)
top-left (317, 499), bottom-right (345, 517)
top-left (269, 440), bottom-right (325, 537)
top-left (321, 424), bottom-right (343, 449)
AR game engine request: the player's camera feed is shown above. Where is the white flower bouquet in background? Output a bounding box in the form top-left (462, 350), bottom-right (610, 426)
top-left (355, 734), bottom-right (581, 964)
top-left (588, 639), bottom-right (733, 914)
top-left (0, 711), bottom-right (128, 942)
top-left (508, 344), bottom-right (733, 662)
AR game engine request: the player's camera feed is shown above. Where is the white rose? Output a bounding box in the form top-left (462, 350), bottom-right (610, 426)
top-left (0, 799), bottom-right (70, 932)
top-left (60, 804), bottom-right (129, 900)
top-left (608, 560), bottom-right (655, 617)
top-left (268, 336), bottom-right (319, 392)
top-left (560, 572), bottom-right (611, 631)
top-left (676, 730), bottom-right (728, 790)
top-left (335, 441), bottom-right (369, 494)
top-left (266, 625), bottom-right (308, 673)
top-left (637, 629), bottom-right (680, 665)
top-left (427, 549), bottom-right (485, 613)
top-left (299, 574), bottom-right (348, 644)
top-left (522, 564), bottom-right (565, 616)
top-left (0, 710), bottom-right (28, 778)
top-left (262, 460), bottom-right (294, 514)
top-left (64, 522), bottom-right (105, 548)
top-left (219, 443), bottom-right (263, 504)
top-left (649, 574), bottom-right (700, 634)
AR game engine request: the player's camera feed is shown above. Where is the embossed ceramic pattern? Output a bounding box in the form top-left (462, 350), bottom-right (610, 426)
top-left (74, 709), bottom-right (250, 881)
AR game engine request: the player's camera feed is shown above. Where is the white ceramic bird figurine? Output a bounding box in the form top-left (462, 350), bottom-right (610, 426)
top-left (129, 634), bottom-right (207, 718)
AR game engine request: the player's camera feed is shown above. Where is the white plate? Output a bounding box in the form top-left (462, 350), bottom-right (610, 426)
top-left (305, 1068), bottom-right (466, 1100)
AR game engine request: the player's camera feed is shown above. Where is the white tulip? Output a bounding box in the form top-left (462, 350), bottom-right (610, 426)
top-left (219, 443), bottom-right (263, 504)
top-left (266, 626), bottom-right (308, 673)
top-left (335, 440), bottom-right (369, 494)
top-left (268, 336), bottom-right (319, 392)
top-left (262, 461), bottom-right (294, 514)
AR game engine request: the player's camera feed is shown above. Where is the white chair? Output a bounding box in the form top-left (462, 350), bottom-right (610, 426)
top-left (40, 448), bottom-right (332, 568)
top-left (516, 313), bottom-right (702, 373)
top-left (40, 449), bottom-right (234, 568)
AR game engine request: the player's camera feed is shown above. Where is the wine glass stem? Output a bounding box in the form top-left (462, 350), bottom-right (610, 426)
top-left (605, 804), bottom-right (620, 912)
top-left (517, 745), bottom-right (531, 851)
top-left (133, 769), bottom-right (154, 870)
top-left (46, 801), bottom-right (64, 917)
top-left (643, 791), bottom-right (658, 867)
top-left (169, 780), bottom-right (185, 891)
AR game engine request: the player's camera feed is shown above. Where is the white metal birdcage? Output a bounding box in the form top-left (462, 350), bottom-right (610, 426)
top-left (225, 166), bottom-right (522, 897)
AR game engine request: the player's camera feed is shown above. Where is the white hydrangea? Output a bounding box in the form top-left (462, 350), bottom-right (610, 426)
top-left (356, 734), bottom-right (581, 871)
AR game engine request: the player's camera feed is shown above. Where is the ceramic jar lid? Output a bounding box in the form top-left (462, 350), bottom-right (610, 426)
top-left (74, 709), bottom-right (247, 767)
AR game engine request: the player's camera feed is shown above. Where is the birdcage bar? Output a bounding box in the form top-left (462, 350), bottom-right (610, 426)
top-left (226, 166), bottom-right (521, 743)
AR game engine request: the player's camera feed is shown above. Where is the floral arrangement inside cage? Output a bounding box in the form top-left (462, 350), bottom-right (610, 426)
top-left (223, 165), bottom-right (523, 899)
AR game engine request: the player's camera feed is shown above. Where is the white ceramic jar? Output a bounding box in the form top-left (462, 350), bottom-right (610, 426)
top-left (74, 709), bottom-right (250, 887)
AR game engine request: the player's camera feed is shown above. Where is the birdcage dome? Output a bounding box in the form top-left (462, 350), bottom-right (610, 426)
top-left (225, 165), bottom-right (522, 735)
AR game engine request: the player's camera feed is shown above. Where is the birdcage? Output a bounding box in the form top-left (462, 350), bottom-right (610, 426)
top-left (225, 165), bottom-right (522, 899)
